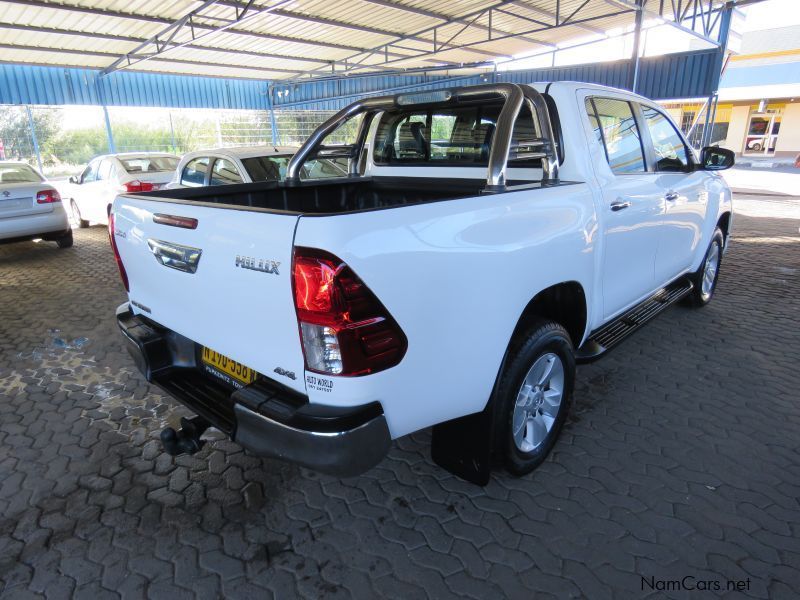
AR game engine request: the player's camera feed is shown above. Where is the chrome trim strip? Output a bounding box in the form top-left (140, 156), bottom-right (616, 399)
top-left (147, 238), bottom-right (202, 274)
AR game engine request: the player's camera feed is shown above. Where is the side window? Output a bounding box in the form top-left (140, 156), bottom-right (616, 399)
top-left (585, 97), bottom-right (646, 174)
top-left (210, 158), bottom-right (243, 186)
top-left (181, 157), bottom-right (209, 187)
top-left (97, 160), bottom-right (113, 182)
top-left (640, 106), bottom-right (689, 172)
top-left (81, 159), bottom-right (100, 183)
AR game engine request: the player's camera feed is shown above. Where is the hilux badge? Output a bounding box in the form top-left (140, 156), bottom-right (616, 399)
top-left (235, 255), bottom-right (280, 275)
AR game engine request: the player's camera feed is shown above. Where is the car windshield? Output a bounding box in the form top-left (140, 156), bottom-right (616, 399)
top-left (0, 163), bottom-right (42, 183)
top-left (119, 156), bottom-right (178, 174)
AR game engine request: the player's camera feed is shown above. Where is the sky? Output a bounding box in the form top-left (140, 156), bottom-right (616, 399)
top-left (739, 0), bottom-right (800, 31)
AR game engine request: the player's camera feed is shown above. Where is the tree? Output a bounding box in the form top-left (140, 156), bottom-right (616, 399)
top-left (0, 107), bottom-right (59, 162)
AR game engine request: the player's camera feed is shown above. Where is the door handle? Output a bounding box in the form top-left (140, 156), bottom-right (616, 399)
top-left (665, 191), bottom-right (679, 201)
top-left (610, 200), bottom-right (631, 212)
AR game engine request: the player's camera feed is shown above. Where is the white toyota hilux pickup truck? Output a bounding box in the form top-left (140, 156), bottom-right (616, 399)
top-left (111, 82), bottom-right (734, 484)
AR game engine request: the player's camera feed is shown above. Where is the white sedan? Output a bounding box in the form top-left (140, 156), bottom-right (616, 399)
top-left (0, 161), bottom-right (72, 249)
top-left (167, 145), bottom-right (348, 189)
top-left (66, 153), bottom-right (179, 227)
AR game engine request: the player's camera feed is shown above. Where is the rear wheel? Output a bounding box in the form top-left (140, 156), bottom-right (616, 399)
top-left (71, 200), bottom-right (89, 228)
top-left (493, 318), bottom-right (575, 476)
top-left (56, 230), bottom-right (73, 249)
top-left (685, 228), bottom-right (724, 307)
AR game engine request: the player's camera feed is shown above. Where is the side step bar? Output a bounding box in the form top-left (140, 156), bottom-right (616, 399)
top-left (576, 278), bottom-right (693, 363)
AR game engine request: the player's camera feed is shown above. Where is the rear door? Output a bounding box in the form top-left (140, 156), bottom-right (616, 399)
top-left (91, 158), bottom-right (116, 222)
top-left (112, 195), bottom-right (307, 394)
top-left (74, 158), bottom-right (102, 220)
top-left (582, 93), bottom-right (664, 320)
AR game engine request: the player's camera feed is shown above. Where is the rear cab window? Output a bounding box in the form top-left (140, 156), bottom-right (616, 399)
top-left (372, 102), bottom-right (546, 169)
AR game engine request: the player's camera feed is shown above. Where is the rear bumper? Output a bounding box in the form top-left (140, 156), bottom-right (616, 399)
top-left (116, 303), bottom-right (390, 476)
top-left (0, 204), bottom-right (70, 242)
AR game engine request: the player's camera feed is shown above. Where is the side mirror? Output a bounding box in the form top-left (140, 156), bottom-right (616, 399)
top-left (69, 175), bottom-right (80, 184)
top-left (700, 146), bottom-right (734, 171)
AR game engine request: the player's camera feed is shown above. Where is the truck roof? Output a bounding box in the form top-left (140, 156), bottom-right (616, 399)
top-left (531, 80), bottom-right (652, 102)
top-left (181, 145), bottom-right (298, 161)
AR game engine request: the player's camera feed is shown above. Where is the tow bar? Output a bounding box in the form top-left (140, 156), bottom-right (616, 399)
top-left (160, 416), bottom-right (210, 456)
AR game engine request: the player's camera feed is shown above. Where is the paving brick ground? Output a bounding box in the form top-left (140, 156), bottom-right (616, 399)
top-left (1, 194), bottom-right (799, 599)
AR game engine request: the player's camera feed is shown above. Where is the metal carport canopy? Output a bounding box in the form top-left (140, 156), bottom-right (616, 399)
top-left (0, 0), bottom-right (731, 81)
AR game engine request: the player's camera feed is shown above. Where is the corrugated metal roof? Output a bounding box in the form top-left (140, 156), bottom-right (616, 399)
top-left (0, 0), bottom-right (726, 81)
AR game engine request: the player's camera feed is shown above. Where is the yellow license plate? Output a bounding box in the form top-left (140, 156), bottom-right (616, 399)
top-left (201, 347), bottom-right (258, 386)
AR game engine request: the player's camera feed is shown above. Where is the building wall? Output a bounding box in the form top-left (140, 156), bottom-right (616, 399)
top-left (775, 102), bottom-right (800, 155)
top-left (723, 105), bottom-right (751, 153)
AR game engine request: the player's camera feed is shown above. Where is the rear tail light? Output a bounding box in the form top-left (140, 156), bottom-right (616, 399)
top-left (108, 212), bottom-right (129, 292)
top-left (124, 180), bottom-right (154, 193)
top-left (292, 248), bottom-right (407, 376)
top-left (36, 189), bottom-right (61, 204)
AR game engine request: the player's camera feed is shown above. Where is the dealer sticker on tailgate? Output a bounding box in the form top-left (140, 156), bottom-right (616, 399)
top-left (201, 346), bottom-right (258, 388)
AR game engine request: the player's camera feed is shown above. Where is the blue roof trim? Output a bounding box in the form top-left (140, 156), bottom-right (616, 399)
top-left (0, 64), bottom-right (269, 110)
top-left (0, 50), bottom-right (721, 109)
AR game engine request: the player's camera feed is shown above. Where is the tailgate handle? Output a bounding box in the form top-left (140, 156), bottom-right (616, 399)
top-left (147, 239), bottom-right (202, 274)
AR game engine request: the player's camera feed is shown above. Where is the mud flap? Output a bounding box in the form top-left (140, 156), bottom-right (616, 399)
top-left (431, 402), bottom-right (496, 486)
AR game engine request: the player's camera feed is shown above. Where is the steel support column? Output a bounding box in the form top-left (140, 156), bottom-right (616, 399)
top-left (265, 89), bottom-right (279, 147)
top-left (630, 0), bottom-right (644, 93)
top-left (102, 106), bottom-right (116, 153)
top-left (702, 1), bottom-right (733, 147)
top-left (25, 106), bottom-right (43, 173)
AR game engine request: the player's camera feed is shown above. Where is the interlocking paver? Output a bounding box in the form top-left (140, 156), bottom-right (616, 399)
top-left (1, 194), bottom-right (799, 598)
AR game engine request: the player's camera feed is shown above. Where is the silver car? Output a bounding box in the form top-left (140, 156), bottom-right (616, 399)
top-left (0, 161), bottom-right (72, 249)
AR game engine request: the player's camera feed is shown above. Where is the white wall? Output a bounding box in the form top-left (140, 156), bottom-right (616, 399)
top-left (723, 105), bottom-right (751, 153)
top-left (775, 102), bottom-right (800, 154)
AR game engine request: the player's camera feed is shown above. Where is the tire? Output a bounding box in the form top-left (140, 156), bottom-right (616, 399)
top-left (751, 142), bottom-right (762, 151)
top-left (685, 228), bottom-right (724, 307)
top-left (493, 318), bottom-right (575, 476)
top-left (56, 230), bottom-right (73, 249)
top-left (71, 200), bottom-right (89, 228)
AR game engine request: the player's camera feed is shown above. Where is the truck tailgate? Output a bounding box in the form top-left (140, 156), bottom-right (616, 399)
top-left (112, 196), bottom-right (306, 395)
